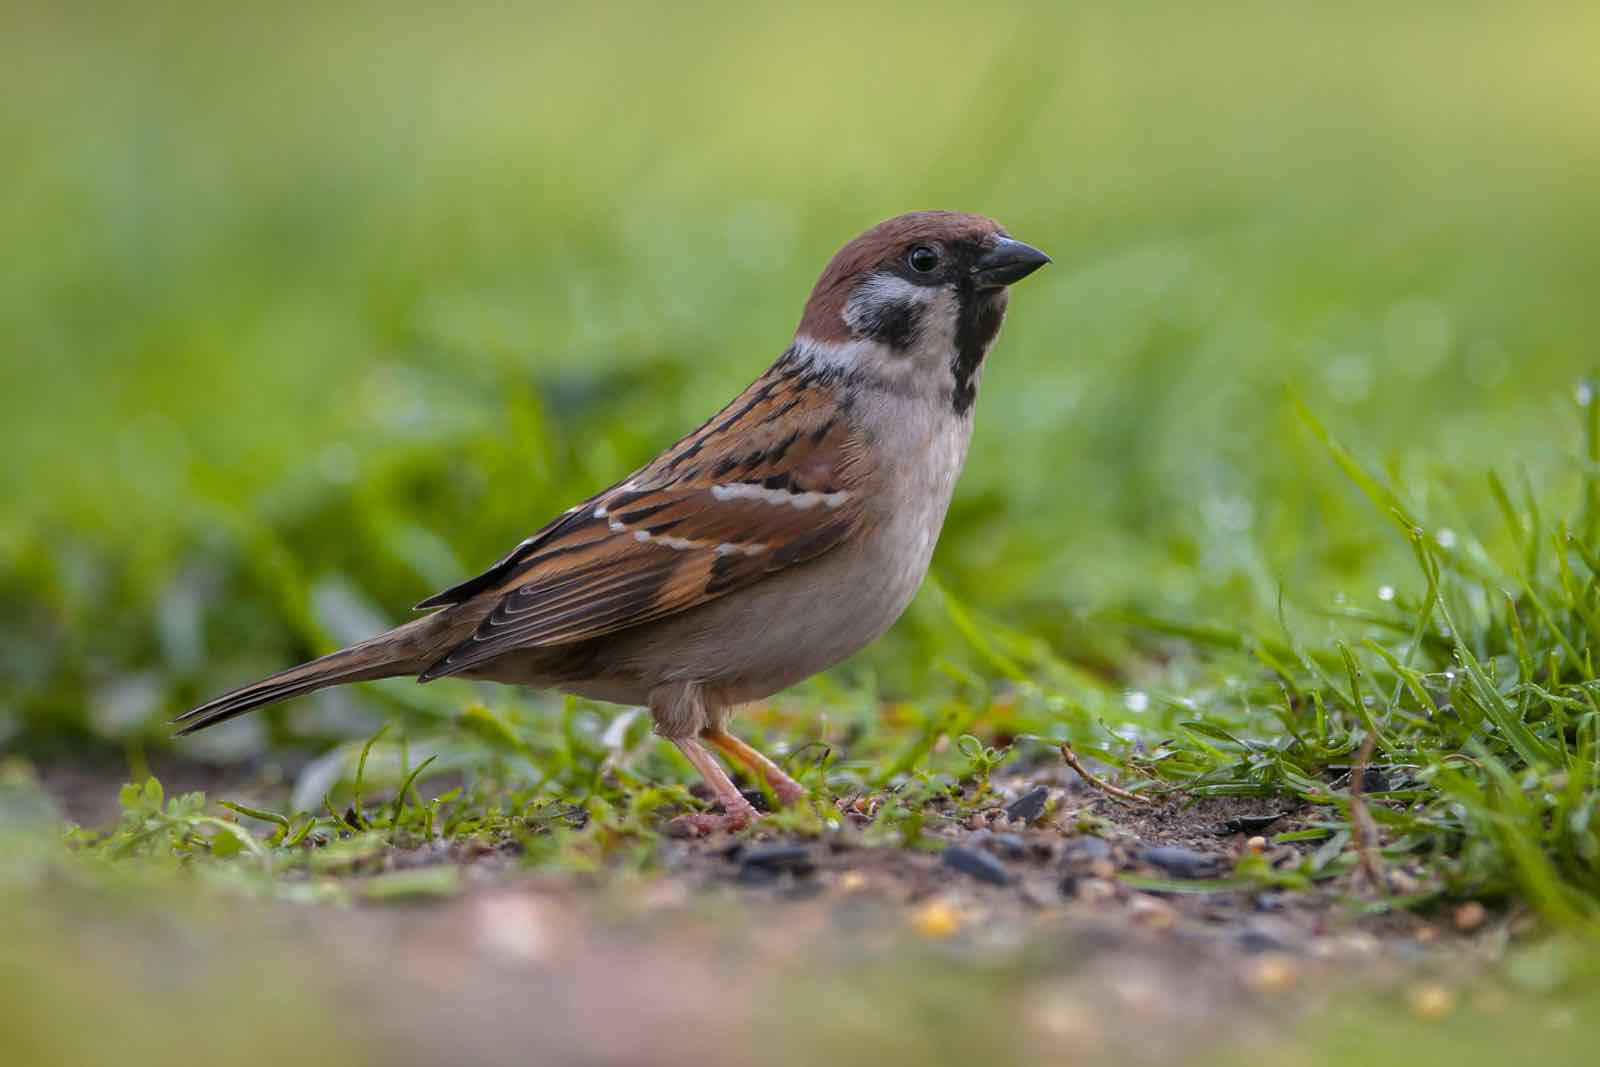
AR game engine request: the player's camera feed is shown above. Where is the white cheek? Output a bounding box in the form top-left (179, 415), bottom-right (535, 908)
top-left (794, 282), bottom-right (970, 409)
top-left (843, 274), bottom-right (936, 335)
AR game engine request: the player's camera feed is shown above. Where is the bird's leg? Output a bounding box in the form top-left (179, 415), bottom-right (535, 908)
top-left (666, 736), bottom-right (761, 834)
top-left (702, 727), bottom-right (808, 806)
top-left (651, 681), bottom-right (759, 835)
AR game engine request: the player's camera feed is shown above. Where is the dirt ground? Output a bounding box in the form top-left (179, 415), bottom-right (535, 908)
top-left (32, 756), bottom-right (1504, 1067)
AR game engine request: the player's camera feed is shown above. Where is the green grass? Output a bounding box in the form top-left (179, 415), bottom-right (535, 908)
top-left (5, 3), bottom-right (1600, 1064)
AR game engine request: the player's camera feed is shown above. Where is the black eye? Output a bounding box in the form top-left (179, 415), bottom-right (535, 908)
top-left (907, 245), bottom-right (939, 274)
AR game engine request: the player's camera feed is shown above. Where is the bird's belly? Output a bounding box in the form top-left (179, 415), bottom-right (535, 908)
top-left (716, 524), bottom-right (936, 701)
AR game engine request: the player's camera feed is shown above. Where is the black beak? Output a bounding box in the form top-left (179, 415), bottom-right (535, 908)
top-left (973, 237), bottom-right (1051, 289)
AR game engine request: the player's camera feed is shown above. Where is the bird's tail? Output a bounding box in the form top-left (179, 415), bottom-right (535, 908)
top-left (172, 615), bottom-right (448, 736)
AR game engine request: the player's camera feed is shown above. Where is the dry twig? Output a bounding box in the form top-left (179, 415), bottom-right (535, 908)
top-left (1060, 742), bottom-right (1151, 805)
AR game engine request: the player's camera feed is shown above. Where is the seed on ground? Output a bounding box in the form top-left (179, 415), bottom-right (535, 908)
top-left (1243, 954), bottom-right (1298, 994)
top-left (911, 899), bottom-right (962, 938)
top-left (1408, 984), bottom-right (1456, 1020)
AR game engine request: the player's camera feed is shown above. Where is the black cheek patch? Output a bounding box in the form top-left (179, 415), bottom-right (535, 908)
top-left (870, 299), bottom-right (922, 350)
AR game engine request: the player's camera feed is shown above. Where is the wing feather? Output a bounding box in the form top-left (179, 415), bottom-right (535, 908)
top-left (419, 362), bottom-right (875, 680)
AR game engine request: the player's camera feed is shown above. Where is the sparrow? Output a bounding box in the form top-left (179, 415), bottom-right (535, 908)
top-left (175, 211), bottom-right (1050, 832)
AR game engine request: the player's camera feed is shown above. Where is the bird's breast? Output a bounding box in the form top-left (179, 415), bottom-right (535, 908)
top-left (706, 409), bottom-right (975, 698)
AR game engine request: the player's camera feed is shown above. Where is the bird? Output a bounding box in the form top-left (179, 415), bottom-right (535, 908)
top-left (174, 211), bottom-right (1050, 833)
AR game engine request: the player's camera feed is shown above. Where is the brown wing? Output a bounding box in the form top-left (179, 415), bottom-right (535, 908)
top-left (418, 364), bottom-right (874, 680)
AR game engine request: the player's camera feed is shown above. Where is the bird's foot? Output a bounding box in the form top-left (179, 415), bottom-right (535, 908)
top-left (662, 733), bottom-right (769, 835)
top-left (765, 776), bottom-right (808, 807)
top-left (667, 807), bottom-right (759, 838)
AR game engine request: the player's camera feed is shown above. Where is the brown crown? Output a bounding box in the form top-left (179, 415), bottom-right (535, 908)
top-left (795, 211), bottom-right (1005, 343)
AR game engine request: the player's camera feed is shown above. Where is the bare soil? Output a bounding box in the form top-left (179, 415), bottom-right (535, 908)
top-left (33, 757), bottom-right (1503, 1067)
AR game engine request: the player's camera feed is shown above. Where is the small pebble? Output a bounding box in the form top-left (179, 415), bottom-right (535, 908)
top-left (911, 900), bottom-right (962, 938)
top-left (1005, 785), bottom-right (1050, 824)
top-left (943, 845), bottom-right (1012, 886)
top-left (825, 829), bottom-right (862, 852)
top-left (1138, 845), bottom-right (1224, 879)
top-left (1237, 923), bottom-right (1295, 955)
top-left (1408, 984), bottom-right (1456, 1020)
top-left (1019, 877), bottom-right (1060, 909)
top-left (1340, 931), bottom-right (1381, 957)
top-left (1126, 894), bottom-right (1175, 928)
top-left (1253, 892), bottom-right (1287, 913)
top-left (735, 844), bottom-right (816, 875)
top-left (838, 871), bottom-right (868, 892)
top-left (1060, 839), bottom-right (1116, 896)
top-left (1075, 878), bottom-right (1117, 903)
top-left (1061, 836), bottom-right (1113, 865)
top-left (1454, 901), bottom-right (1487, 931)
top-left (983, 832), bottom-right (1029, 861)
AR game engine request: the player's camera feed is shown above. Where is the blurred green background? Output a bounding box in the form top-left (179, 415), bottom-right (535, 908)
top-left (4, 1), bottom-right (1599, 753)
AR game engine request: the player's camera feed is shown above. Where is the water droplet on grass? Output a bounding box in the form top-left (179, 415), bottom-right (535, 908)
top-left (1385, 299), bottom-right (1453, 378)
top-left (1324, 354), bottom-right (1372, 403)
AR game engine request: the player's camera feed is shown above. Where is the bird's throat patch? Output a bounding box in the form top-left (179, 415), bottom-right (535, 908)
top-left (950, 289), bottom-right (1006, 416)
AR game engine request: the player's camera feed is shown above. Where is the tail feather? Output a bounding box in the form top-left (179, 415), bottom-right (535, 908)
top-left (172, 617), bottom-right (445, 736)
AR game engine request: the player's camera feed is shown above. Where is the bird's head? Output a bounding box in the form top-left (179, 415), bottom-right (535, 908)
top-left (792, 211), bottom-right (1049, 415)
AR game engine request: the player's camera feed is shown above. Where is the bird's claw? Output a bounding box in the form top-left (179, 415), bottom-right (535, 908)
top-left (666, 810), bottom-right (758, 838)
